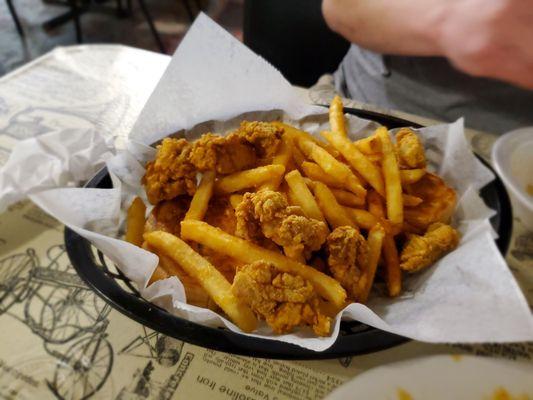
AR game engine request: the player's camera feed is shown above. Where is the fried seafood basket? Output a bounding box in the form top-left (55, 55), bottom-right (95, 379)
top-left (64, 108), bottom-right (512, 359)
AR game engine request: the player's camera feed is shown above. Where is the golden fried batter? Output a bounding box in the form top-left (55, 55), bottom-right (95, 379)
top-left (145, 195), bottom-right (241, 282)
top-left (396, 128), bottom-right (426, 169)
top-left (404, 173), bottom-right (457, 230)
top-left (400, 223), bottom-right (459, 272)
top-left (231, 261), bottom-right (330, 335)
top-left (187, 133), bottom-right (257, 175)
top-left (144, 196), bottom-right (191, 236)
top-left (143, 138), bottom-right (197, 205)
top-left (187, 121), bottom-right (283, 175)
top-left (204, 196), bottom-right (237, 235)
top-left (327, 226), bottom-right (368, 300)
top-left (276, 215), bottom-right (329, 261)
top-left (201, 196), bottom-right (243, 282)
top-left (236, 121), bottom-right (283, 158)
top-left (144, 123), bottom-right (283, 205)
top-left (234, 196), bottom-right (264, 242)
top-left (235, 190), bottom-right (328, 261)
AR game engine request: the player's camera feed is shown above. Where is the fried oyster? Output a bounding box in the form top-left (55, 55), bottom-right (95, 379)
top-left (395, 128), bottom-right (426, 169)
top-left (404, 173), bottom-right (457, 230)
top-left (327, 226), bottom-right (368, 300)
top-left (400, 222), bottom-right (459, 272)
top-left (231, 261), bottom-right (330, 335)
top-left (235, 190), bottom-right (329, 262)
top-left (143, 138), bottom-right (197, 205)
top-left (143, 122), bottom-right (283, 205)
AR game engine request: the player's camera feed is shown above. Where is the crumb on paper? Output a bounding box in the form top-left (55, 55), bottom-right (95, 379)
top-left (526, 184), bottom-right (533, 196)
top-left (489, 387), bottom-right (531, 400)
top-left (397, 388), bottom-right (414, 400)
top-left (451, 354), bottom-right (462, 362)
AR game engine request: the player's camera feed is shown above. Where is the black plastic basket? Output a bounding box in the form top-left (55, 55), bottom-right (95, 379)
top-left (64, 108), bottom-right (512, 359)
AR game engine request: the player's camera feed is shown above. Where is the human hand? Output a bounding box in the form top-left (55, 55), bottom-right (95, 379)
top-left (436, 0), bottom-right (533, 89)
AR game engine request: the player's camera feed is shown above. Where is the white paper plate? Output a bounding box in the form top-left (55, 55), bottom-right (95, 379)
top-left (325, 355), bottom-right (533, 400)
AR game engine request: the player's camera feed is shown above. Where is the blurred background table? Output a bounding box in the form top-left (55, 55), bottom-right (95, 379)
top-left (0, 43), bottom-right (532, 400)
top-left (1, 0), bottom-right (239, 75)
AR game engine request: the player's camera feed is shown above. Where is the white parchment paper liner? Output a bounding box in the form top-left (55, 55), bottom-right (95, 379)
top-left (2, 14), bottom-right (532, 351)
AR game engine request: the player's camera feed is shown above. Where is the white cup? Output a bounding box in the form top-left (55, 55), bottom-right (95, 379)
top-left (492, 127), bottom-right (533, 231)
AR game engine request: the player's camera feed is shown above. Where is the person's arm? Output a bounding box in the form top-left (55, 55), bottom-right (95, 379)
top-left (322, 0), bottom-right (533, 89)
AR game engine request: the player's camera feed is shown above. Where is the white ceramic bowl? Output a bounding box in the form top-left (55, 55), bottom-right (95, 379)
top-left (492, 127), bottom-right (533, 230)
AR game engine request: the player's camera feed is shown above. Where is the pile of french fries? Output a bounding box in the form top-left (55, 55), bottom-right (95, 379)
top-left (125, 96), bottom-right (456, 335)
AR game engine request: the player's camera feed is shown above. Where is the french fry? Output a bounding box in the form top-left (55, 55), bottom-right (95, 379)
top-left (144, 231), bottom-right (257, 332)
top-left (313, 181), bottom-right (356, 228)
top-left (345, 206), bottom-right (401, 236)
top-left (215, 164), bottom-right (285, 194)
top-left (180, 220), bottom-right (347, 308)
top-left (367, 190), bottom-right (385, 219)
top-left (303, 167), bottom-right (370, 205)
top-left (297, 137), bottom-right (353, 181)
top-left (341, 176), bottom-right (367, 199)
top-left (358, 223), bottom-right (385, 303)
top-left (272, 134), bottom-right (293, 165)
top-left (284, 170), bottom-right (326, 223)
top-left (148, 265), bottom-right (169, 284)
top-left (354, 134), bottom-right (381, 155)
top-left (159, 257), bottom-right (216, 309)
top-left (298, 137), bottom-right (366, 197)
top-left (366, 153), bottom-right (382, 163)
top-left (402, 194), bottom-right (423, 207)
top-left (305, 178), bottom-right (365, 207)
top-left (291, 143), bottom-right (306, 167)
top-left (274, 121), bottom-right (341, 158)
top-left (329, 95), bottom-right (347, 137)
top-left (343, 207), bottom-right (379, 230)
top-left (284, 158), bottom-right (298, 173)
top-left (329, 187), bottom-right (365, 207)
top-left (229, 194), bottom-right (244, 209)
top-left (400, 169), bottom-right (426, 185)
top-left (301, 161), bottom-right (343, 188)
top-left (318, 299), bottom-right (344, 318)
top-left (154, 248), bottom-right (214, 309)
top-left (321, 130), bottom-right (385, 197)
top-left (185, 171), bottom-right (215, 221)
top-left (286, 187), bottom-right (299, 208)
top-left (144, 242), bottom-right (188, 292)
top-left (126, 197), bottom-right (146, 247)
top-left (365, 192), bottom-right (402, 297)
top-left (382, 235), bottom-right (402, 297)
top-left (377, 127), bottom-right (404, 224)
top-left (259, 134), bottom-right (293, 191)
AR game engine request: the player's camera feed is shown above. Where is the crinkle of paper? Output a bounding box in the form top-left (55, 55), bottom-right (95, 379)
top-left (0, 128), bottom-right (115, 211)
top-left (5, 13), bottom-right (533, 351)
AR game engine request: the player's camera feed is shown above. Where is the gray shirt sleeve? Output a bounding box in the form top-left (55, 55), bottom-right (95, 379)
top-left (335, 45), bottom-right (533, 134)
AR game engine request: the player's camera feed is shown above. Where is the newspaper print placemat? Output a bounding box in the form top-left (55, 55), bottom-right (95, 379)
top-left (0, 45), bottom-right (531, 400)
